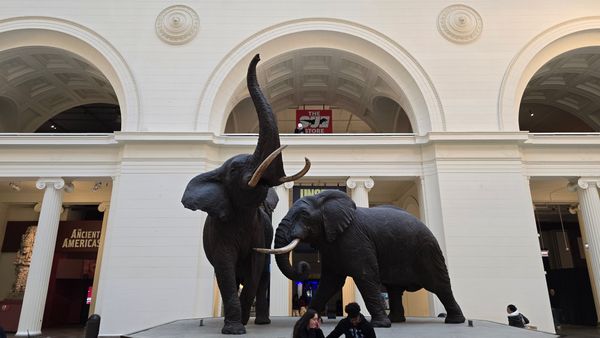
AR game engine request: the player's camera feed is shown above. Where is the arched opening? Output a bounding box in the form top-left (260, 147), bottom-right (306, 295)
top-left (224, 48), bottom-right (413, 134)
top-left (0, 46), bottom-right (121, 133)
top-left (199, 19), bottom-right (443, 135)
top-left (519, 47), bottom-right (600, 132)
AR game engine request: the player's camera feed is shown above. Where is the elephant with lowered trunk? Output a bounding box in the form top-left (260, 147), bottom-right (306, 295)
top-left (257, 190), bottom-right (465, 327)
top-left (182, 54), bottom-right (310, 335)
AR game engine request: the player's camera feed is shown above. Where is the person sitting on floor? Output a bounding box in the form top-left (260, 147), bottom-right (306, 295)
top-left (507, 304), bottom-right (529, 328)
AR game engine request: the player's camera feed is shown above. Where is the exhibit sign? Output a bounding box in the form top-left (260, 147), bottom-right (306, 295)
top-left (296, 109), bottom-right (332, 133)
top-left (292, 185), bottom-right (346, 202)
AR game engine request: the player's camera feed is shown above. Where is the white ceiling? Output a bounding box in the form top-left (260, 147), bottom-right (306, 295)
top-left (520, 46), bottom-right (600, 132)
top-left (226, 48), bottom-right (412, 134)
top-left (0, 46), bottom-right (117, 132)
top-left (0, 46), bottom-right (599, 133)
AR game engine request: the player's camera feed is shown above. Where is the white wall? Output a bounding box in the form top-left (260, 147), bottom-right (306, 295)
top-left (432, 143), bottom-right (554, 331)
top-left (1, 1), bottom-right (598, 133)
top-left (94, 150), bottom-right (214, 335)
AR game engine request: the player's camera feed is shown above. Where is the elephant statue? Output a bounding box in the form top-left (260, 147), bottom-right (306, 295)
top-left (257, 190), bottom-right (465, 327)
top-left (181, 54), bottom-right (311, 334)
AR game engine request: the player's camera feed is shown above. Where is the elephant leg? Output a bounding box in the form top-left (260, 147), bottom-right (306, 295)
top-left (434, 288), bottom-right (465, 324)
top-left (387, 286), bottom-right (406, 322)
top-left (253, 259), bottom-right (271, 325)
top-left (239, 258), bottom-right (262, 325)
top-left (215, 265), bottom-right (246, 334)
top-left (418, 241), bottom-right (465, 324)
top-left (310, 273), bottom-right (345, 313)
top-left (354, 277), bottom-right (391, 327)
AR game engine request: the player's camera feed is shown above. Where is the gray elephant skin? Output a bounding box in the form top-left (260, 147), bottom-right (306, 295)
top-left (181, 54), bottom-right (310, 335)
top-left (261, 190), bottom-right (465, 327)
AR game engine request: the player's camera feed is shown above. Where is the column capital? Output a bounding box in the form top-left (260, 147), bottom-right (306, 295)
top-left (283, 181), bottom-right (294, 190)
top-left (36, 178), bottom-right (65, 190)
top-left (568, 177), bottom-right (600, 191)
top-left (346, 177), bottom-right (374, 191)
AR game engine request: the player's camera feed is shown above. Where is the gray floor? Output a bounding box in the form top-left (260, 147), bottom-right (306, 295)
top-left (124, 317), bottom-right (558, 338)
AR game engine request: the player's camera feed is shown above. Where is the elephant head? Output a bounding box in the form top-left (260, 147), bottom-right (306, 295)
top-left (256, 190), bottom-right (356, 280)
top-left (181, 54), bottom-right (310, 220)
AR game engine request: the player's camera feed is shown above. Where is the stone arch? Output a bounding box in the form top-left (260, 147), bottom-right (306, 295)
top-left (196, 18), bottom-right (443, 136)
top-left (499, 17), bottom-right (600, 131)
top-left (0, 17), bottom-right (140, 131)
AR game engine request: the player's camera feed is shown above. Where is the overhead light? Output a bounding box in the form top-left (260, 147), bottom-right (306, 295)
top-left (9, 182), bottom-right (21, 192)
top-left (91, 181), bottom-right (102, 192)
top-left (50, 124), bottom-right (57, 129)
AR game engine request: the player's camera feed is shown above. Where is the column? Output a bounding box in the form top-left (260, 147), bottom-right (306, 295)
top-left (16, 178), bottom-right (66, 336)
top-left (270, 182), bottom-right (294, 315)
top-left (89, 201), bottom-right (110, 316)
top-left (345, 177), bottom-right (374, 316)
top-left (568, 177), bottom-right (600, 323)
top-left (0, 203), bottom-right (8, 252)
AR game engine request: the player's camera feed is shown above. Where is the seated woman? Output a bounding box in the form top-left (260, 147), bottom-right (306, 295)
top-left (293, 308), bottom-right (325, 338)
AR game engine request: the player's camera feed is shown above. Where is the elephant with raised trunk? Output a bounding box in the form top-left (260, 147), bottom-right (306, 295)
top-left (182, 54), bottom-right (310, 335)
top-left (257, 190), bottom-right (465, 327)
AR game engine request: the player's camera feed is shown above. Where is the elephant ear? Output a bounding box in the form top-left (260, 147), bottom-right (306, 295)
top-left (183, 170), bottom-right (233, 222)
top-left (262, 187), bottom-right (279, 215)
top-left (321, 191), bottom-right (356, 242)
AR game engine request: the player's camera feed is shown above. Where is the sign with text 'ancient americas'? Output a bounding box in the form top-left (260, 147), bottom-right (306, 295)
top-left (56, 220), bottom-right (102, 252)
top-left (296, 109), bottom-right (332, 133)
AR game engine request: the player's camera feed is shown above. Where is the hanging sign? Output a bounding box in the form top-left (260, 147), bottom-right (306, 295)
top-left (296, 109), bottom-right (332, 133)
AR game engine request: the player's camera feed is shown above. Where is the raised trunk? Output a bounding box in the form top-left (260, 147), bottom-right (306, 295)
top-left (274, 220), bottom-right (309, 281)
top-left (247, 54), bottom-right (286, 186)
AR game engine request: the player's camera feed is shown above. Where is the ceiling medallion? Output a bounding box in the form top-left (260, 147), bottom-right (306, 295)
top-left (155, 5), bottom-right (199, 45)
top-left (438, 4), bottom-right (482, 44)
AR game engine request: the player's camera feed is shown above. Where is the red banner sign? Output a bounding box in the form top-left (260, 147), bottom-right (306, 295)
top-left (296, 109), bottom-right (332, 133)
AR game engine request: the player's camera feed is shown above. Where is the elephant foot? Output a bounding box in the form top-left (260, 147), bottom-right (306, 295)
top-left (222, 322), bottom-right (246, 335)
top-left (388, 313), bottom-right (406, 323)
top-left (371, 317), bottom-right (392, 328)
top-left (444, 314), bottom-right (466, 324)
top-left (254, 317), bottom-right (271, 325)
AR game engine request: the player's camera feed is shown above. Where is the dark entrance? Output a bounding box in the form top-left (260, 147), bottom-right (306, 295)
top-left (535, 204), bottom-right (598, 326)
top-left (0, 205), bottom-right (103, 332)
top-left (292, 244), bottom-right (343, 318)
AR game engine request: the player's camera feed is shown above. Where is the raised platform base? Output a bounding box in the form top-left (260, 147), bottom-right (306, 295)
top-left (123, 316), bottom-right (557, 338)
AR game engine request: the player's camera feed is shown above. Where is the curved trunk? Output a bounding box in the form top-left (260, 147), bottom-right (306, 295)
top-left (274, 219), bottom-right (308, 281)
top-left (247, 54), bottom-right (286, 186)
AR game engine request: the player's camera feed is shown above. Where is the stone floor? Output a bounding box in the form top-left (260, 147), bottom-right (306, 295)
top-left (6, 325), bottom-right (85, 338)
top-left (124, 317), bottom-right (558, 338)
top-left (5, 319), bottom-right (600, 337)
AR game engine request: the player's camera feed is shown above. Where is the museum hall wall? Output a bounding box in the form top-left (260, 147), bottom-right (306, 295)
top-left (1, 0), bottom-right (600, 336)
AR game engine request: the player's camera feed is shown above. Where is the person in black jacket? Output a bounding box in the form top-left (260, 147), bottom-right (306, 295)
top-left (507, 304), bottom-right (530, 328)
top-left (293, 308), bottom-right (326, 338)
top-left (326, 302), bottom-right (376, 338)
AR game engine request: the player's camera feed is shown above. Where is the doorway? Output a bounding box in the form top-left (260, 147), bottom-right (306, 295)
top-left (535, 204), bottom-right (597, 326)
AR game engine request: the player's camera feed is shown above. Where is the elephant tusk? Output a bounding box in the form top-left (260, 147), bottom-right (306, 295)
top-left (254, 238), bottom-right (300, 254)
top-left (279, 157), bottom-right (311, 184)
top-left (248, 145), bottom-right (288, 187)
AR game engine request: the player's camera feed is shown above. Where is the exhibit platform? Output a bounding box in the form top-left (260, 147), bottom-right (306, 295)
top-left (123, 316), bottom-right (557, 338)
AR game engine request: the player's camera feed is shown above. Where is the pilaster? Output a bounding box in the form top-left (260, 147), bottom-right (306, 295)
top-left (271, 182), bottom-right (294, 316)
top-left (345, 177), bottom-right (374, 316)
